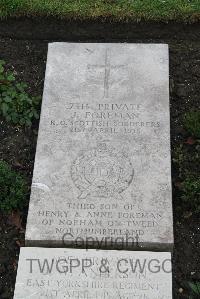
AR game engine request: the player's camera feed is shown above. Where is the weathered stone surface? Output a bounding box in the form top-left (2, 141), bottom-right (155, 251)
top-left (14, 247), bottom-right (172, 299)
top-left (26, 43), bottom-right (173, 250)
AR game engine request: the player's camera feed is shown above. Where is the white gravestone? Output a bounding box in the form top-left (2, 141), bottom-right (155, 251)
top-left (26, 43), bottom-right (173, 250)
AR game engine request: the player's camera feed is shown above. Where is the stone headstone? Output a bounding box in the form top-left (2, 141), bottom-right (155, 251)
top-left (26, 43), bottom-right (173, 250)
top-left (14, 247), bottom-right (172, 299)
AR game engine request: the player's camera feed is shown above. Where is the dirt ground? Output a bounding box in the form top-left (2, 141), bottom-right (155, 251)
top-left (0, 19), bottom-right (199, 299)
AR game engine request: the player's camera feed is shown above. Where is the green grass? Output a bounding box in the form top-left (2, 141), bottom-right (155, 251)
top-left (0, 0), bottom-right (200, 22)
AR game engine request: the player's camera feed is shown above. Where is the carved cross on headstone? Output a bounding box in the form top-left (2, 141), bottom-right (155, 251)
top-left (88, 49), bottom-right (125, 98)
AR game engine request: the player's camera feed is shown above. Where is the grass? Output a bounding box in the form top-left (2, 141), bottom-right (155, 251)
top-left (0, 0), bottom-right (200, 22)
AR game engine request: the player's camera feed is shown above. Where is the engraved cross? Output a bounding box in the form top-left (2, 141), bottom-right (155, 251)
top-left (88, 49), bottom-right (125, 98)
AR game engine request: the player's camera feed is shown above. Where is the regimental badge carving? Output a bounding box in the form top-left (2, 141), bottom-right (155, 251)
top-left (71, 143), bottom-right (134, 199)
